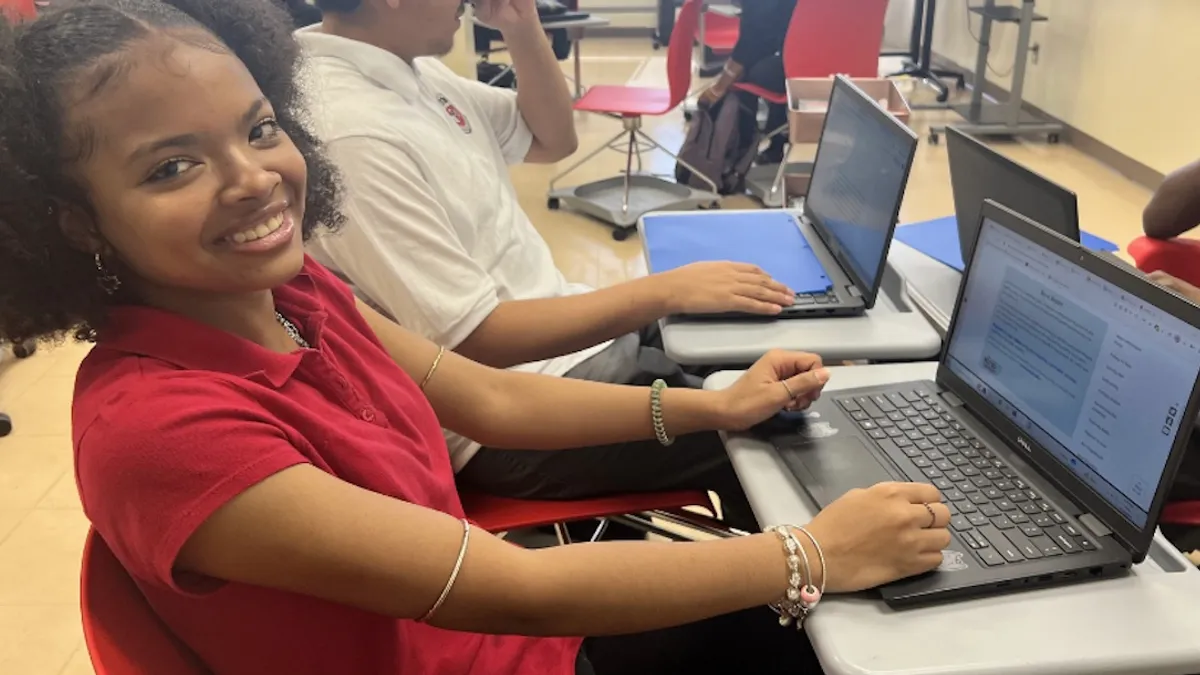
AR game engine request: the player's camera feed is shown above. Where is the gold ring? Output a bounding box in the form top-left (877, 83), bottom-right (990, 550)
top-left (781, 380), bottom-right (796, 400)
top-left (923, 503), bottom-right (937, 529)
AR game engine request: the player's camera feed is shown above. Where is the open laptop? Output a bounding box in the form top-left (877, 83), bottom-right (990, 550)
top-left (770, 200), bottom-right (1200, 606)
top-left (947, 126), bottom-right (1080, 265)
top-left (771, 75), bottom-right (918, 318)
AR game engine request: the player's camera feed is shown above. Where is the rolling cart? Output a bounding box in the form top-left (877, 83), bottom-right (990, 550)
top-left (928, 0), bottom-right (1061, 144)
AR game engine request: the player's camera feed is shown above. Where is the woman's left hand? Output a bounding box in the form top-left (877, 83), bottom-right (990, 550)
top-left (714, 350), bottom-right (830, 431)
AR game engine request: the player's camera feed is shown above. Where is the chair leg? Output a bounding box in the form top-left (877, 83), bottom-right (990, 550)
top-left (621, 129), bottom-right (637, 215)
top-left (548, 127), bottom-right (628, 192)
top-left (553, 522), bottom-right (573, 546)
top-left (589, 518), bottom-right (611, 543)
top-left (637, 130), bottom-right (720, 195)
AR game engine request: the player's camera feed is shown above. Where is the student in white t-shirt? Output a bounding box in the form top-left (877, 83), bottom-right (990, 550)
top-left (298, 0), bottom-right (795, 530)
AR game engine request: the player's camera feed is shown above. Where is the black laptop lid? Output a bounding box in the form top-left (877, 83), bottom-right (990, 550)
top-left (804, 76), bottom-right (918, 308)
top-left (947, 128), bottom-right (1080, 265)
top-left (936, 201), bottom-right (1200, 562)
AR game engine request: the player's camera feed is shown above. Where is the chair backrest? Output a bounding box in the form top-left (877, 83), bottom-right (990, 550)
top-left (784, 0), bottom-right (890, 79)
top-left (81, 530), bottom-right (210, 675)
top-left (665, 0), bottom-right (703, 108)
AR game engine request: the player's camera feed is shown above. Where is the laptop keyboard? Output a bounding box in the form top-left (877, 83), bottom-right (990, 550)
top-left (837, 388), bottom-right (1098, 567)
top-left (793, 289), bottom-right (838, 306)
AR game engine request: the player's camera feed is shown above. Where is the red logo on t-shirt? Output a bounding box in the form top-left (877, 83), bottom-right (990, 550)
top-left (436, 95), bottom-right (472, 134)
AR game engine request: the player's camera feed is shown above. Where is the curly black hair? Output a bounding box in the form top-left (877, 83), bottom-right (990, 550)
top-left (0, 0), bottom-right (343, 344)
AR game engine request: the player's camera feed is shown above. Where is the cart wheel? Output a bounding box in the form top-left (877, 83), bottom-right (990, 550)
top-left (928, 132), bottom-right (940, 145)
top-left (12, 342), bottom-right (34, 359)
top-left (1047, 133), bottom-right (1061, 145)
top-left (611, 227), bottom-right (632, 242)
top-left (0, 414), bottom-right (11, 438)
top-left (683, 110), bottom-right (693, 123)
top-left (936, 89), bottom-right (950, 104)
top-left (703, 201), bottom-right (721, 210)
top-left (652, 40), bottom-right (662, 51)
top-left (547, 197), bottom-right (560, 211)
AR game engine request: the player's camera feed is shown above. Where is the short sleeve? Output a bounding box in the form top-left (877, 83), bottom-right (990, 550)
top-left (425, 59), bottom-right (532, 165)
top-left (306, 135), bottom-right (500, 348)
top-left (75, 377), bottom-right (309, 591)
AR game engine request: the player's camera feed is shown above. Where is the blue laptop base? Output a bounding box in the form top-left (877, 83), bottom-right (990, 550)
top-left (642, 212), bottom-right (832, 294)
top-left (895, 215), bottom-right (1117, 272)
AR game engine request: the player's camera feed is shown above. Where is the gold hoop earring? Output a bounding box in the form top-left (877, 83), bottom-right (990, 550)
top-left (94, 253), bottom-right (121, 295)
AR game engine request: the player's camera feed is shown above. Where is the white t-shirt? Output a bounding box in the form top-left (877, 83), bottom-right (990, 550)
top-left (295, 27), bottom-right (610, 470)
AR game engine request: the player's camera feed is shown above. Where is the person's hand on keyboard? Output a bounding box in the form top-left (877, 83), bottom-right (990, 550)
top-left (806, 482), bottom-right (952, 592)
top-left (656, 261), bottom-right (794, 316)
top-left (715, 350), bottom-right (829, 430)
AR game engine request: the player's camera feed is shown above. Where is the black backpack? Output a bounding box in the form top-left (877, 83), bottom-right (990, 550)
top-left (674, 97), bottom-right (759, 195)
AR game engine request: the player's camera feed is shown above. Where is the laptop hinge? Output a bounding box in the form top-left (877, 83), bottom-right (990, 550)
top-left (940, 390), bottom-right (964, 408)
top-left (1078, 513), bottom-right (1112, 538)
top-left (848, 285), bottom-right (863, 298)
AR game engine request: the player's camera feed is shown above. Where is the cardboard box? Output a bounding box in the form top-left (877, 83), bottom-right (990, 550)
top-left (786, 78), bottom-right (912, 145)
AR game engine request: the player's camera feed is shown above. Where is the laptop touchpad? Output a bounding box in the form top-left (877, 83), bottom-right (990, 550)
top-left (777, 436), bottom-right (898, 507)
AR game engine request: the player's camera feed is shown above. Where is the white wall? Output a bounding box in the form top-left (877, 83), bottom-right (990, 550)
top-left (930, 0), bottom-right (1200, 175)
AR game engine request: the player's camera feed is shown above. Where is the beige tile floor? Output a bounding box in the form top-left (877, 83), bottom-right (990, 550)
top-left (0, 39), bottom-right (1158, 674)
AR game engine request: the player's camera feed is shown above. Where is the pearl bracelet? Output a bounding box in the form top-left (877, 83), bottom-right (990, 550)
top-left (766, 525), bottom-right (822, 629)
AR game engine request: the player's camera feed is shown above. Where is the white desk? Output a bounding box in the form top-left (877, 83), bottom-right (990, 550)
top-left (889, 241), bottom-right (962, 335)
top-left (641, 215), bottom-right (943, 365)
top-left (706, 363), bottom-right (1200, 675)
top-left (889, 242), bottom-right (1136, 337)
top-left (474, 15), bottom-right (610, 99)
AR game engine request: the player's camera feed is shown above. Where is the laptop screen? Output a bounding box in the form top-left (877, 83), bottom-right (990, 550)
top-left (947, 128), bottom-right (1079, 264)
top-left (806, 78), bottom-right (916, 305)
top-left (945, 217), bottom-right (1200, 529)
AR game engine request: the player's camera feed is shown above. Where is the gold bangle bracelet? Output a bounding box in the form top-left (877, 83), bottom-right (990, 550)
top-left (419, 518), bottom-right (471, 623)
top-left (420, 345), bottom-right (446, 391)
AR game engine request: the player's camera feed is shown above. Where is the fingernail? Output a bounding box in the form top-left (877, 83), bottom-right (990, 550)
top-left (814, 368), bottom-right (829, 383)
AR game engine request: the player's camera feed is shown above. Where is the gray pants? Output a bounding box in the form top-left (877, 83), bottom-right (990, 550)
top-left (457, 324), bottom-right (758, 532)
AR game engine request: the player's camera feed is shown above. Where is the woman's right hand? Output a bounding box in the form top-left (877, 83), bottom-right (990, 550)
top-left (805, 482), bottom-right (951, 593)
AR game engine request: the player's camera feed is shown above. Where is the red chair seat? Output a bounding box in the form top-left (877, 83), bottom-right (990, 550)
top-left (1163, 501), bottom-right (1200, 527)
top-left (698, 12), bottom-right (739, 54)
top-left (573, 85), bottom-right (673, 116)
top-left (731, 81), bottom-right (788, 106)
top-left (460, 490), bottom-right (715, 533)
top-left (1127, 236), bottom-right (1200, 289)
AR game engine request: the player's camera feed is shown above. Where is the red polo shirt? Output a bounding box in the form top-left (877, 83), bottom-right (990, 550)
top-left (72, 257), bottom-right (581, 675)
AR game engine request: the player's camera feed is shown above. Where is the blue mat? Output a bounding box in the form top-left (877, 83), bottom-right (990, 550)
top-left (894, 215), bottom-right (1119, 272)
top-left (643, 212), bottom-right (832, 294)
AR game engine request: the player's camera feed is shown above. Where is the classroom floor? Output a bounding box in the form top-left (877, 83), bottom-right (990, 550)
top-left (0, 38), bottom-right (1155, 674)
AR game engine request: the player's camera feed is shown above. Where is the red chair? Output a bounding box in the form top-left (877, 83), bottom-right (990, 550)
top-left (1128, 236), bottom-right (1200, 289)
top-left (547, 0), bottom-right (719, 240)
top-left (696, 10), bottom-right (739, 60)
top-left (78, 489), bottom-right (733, 671)
top-left (733, 0), bottom-right (890, 203)
top-left (81, 530), bottom-right (210, 675)
top-left (1126, 236), bottom-right (1200, 529)
top-left (0, 0), bottom-right (35, 22)
top-left (460, 489), bottom-right (735, 544)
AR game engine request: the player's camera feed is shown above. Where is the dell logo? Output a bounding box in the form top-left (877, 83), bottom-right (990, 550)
top-left (1017, 437), bottom-right (1032, 452)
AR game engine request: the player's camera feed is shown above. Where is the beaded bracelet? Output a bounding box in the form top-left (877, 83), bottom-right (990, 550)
top-left (766, 525), bottom-right (822, 630)
top-left (650, 379), bottom-right (674, 447)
